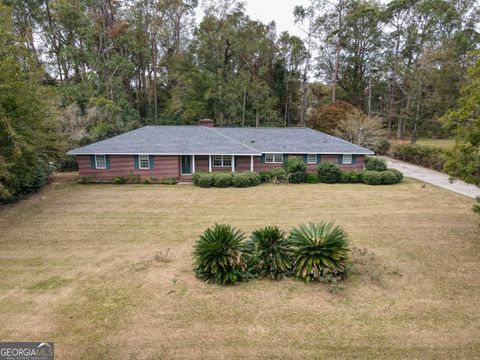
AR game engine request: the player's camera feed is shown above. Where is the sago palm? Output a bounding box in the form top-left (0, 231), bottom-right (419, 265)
top-left (192, 224), bottom-right (248, 285)
top-left (248, 226), bottom-right (293, 279)
top-left (289, 222), bottom-right (349, 282)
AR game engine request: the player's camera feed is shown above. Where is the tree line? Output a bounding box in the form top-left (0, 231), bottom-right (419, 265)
top-left (0, 0), bottom-right (479, 201)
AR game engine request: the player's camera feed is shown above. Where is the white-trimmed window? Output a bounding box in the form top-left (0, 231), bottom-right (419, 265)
top-left (265, 154), bottom-right (283, 163)
top-left (342, 154), bottom-right (352, 165)
top-left (95, 155), bottom-right (106, 169)
top-left (212, 155), bottom-right (232, 167)
top-left (307, 154), bottom-right (317, 164)
top-left (139, 155), bottom-right (150, 169)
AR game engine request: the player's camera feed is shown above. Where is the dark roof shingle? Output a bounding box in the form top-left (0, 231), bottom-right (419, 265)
top-left (67, 125), bottom-right (374, 155)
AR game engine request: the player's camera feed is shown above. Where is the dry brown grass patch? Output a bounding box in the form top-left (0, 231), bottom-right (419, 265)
top-left (0, 173), bottom-right (479, 359)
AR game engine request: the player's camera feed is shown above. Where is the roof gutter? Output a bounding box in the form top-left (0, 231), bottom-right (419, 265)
top-left (67, 151), bottom-right (373, 156)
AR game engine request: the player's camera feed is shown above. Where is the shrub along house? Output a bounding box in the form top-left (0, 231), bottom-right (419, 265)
top-left (67, 118), bottom-right (374, 181)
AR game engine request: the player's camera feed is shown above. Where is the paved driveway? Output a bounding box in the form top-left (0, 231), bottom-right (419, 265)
top-left (383, 157), bottom-right (480, 199)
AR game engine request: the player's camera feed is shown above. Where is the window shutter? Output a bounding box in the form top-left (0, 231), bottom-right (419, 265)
top-left (352, 155), bottom-right (357, 165)
top-left (106, 155), bottom-right (111, 169)
top-left (337, 155), bottom-right (343, 164)
top-left (149, 155), bottom-right (154, 169)
top-left (90, 155), bottom-right (95, 169)
top-left (317, 154), bottom-right (321, 164)
top-left (303, 154), bottom-right (308, 163)
top-left (283, 154), bottom-right (288, 164)
top-left (261, 154), bottom-right (265, 163)
top-left (134, 155), bottom-right (139, 170)
top-left (233, 156), bottom-right (236, 170)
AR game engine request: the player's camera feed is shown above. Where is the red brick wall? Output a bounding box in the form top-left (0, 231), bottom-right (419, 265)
top-left (78, 155), bottom-right (180, 180)
top-left (320, 154), bottom-right (365, 171)
top-left (77, 153), bottom-right (365, 180)
top-left (194, 155), bottom-right (234, 172)
top-left (235, 156), bottom-right (252, 172)
top-left (194, 155), bottom-right (209, 172)
top-left (194, 155), bottom-right (251, 172)
top-left (253, 154), bottom-right (365, 173)
top-left (252, 156), bottom-right (283, 172)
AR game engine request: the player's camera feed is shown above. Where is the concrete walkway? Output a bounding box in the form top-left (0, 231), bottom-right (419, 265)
top-left (383, 157), bottom-right (480, 199)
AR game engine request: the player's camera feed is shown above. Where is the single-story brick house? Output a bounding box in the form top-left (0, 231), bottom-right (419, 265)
top-left (67, 118), bottom-right (374, 181)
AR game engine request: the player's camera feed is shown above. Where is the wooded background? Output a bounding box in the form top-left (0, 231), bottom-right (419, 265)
top-left (1, 0), bottom-right (479, 200)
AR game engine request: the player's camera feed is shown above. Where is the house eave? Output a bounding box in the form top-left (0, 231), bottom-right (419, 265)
top-left (67, 151), bottom-right (263, 156)
top-left (67, 151), bottom-right (374, 156)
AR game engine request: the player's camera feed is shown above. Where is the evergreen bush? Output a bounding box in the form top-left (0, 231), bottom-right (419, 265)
top-left (317, 162), bottom-right (341, 183)
top-left (365, 157), bottom-right (387, 171)
top-left (284, 157), bottom-right (307, 183)
top-left (213, 172), bottom-right (233, 187)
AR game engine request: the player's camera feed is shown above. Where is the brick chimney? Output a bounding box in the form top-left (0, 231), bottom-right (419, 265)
top-left (198, 118), bottom-right (214, 127)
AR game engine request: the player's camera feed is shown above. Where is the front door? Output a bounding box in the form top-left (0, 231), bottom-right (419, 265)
top-left (181, 155), bottom-right (191, 175)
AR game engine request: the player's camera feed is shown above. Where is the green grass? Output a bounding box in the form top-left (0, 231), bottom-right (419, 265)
top-left (416, 138), bottom-right (455, 149)
top-left (27, 276), bottom-right (69, 291)
top-left (393, 138), bottom-right (455, 149)
top-left (0, 172), bottom-right (479, 359)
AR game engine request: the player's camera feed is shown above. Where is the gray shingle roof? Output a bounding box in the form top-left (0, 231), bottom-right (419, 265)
top-left (67, 125), bottom-right (374, 155)
top-left (214, 127), bottom-right (374, 154)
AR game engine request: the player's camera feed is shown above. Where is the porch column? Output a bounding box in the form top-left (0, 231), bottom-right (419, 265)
top-left (250, 155), bottom-right (254, 171)
top-left (192, 155), bottom-right (196, 174)
top-left (231, 155), bottom-right (234, 172)
top-left (208, 155), bottom-right (212, 172)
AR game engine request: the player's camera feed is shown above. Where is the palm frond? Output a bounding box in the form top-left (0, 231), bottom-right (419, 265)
top-left (289, 222), bottom-right (349, 282)
top-left (192, 224), bottom-right (248, 285)
top-left (248, 226), bottom-right (293, 279)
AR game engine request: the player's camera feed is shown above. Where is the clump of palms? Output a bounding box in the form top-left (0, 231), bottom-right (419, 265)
top-left (248, 226), bottom-right (293, 279)
top-left (192, 224), bottom-right (248, 285)
top-left (289, 222), bottom-right (349, 282)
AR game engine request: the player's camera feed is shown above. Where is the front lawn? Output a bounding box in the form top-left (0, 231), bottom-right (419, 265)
top-left (393, 138), bottom-right (455, 149)
top-left (0, 173), bottom-right (479, 359)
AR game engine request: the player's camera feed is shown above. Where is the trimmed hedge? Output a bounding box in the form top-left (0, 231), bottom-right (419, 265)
top-left (284, 157), bottom-right (307, 183)
top-left (305, 173), bottom-right (319, 183)
top-left (362, 171), bottom-right (383, 185)
top-left (232, 173), bottom-right (251, 187)
top-left (246, 171), bottom-right (261, 186)
top-left (381, 171), bottom-right (398, 185)
top-left (339, 171), bottom-right (351, 183)
top-left (365, 157), bottom-right (387, 171)
top-left (390, 144), bottom-right (447, 171)
top-left (197, 173), bottom-right (214, 187)
top-left (192, 171), bottom-right (204, 185)
top-left (350, 171), bottom-right (364, 183)
top-left (389, 168), bottom-right (403, 182)
top-left (192, 164), bottom-right (402, 187)
top-left (362, 170), bottom-right (401, 185)
top-left (213, 172), bottom-right (233, 187)
top-left (194, 171), bottom-right (260, 188)
top-left (318, 162), bottom-right (341, 183)
top-left (259, 172), bottom-right (272, 183)
top-left (232, 172), bottom-right (260, 187)
top-left (270, 168), bottom-right (289, 183)
top-left (317, 162), bottom-right (401, 185)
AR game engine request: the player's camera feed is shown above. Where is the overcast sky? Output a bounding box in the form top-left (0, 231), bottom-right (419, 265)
top-left (196, 0), bottom-right (311, 38)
